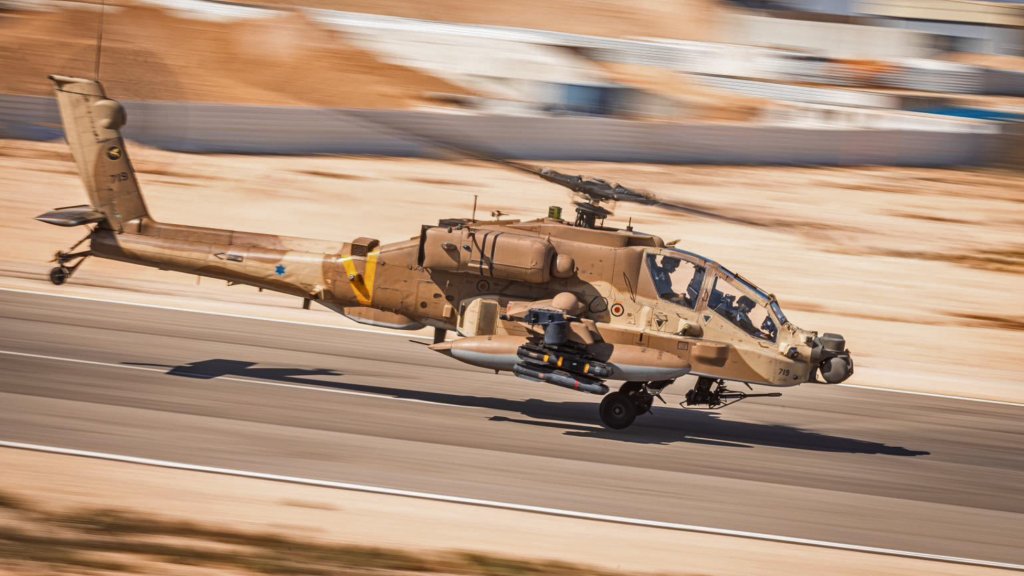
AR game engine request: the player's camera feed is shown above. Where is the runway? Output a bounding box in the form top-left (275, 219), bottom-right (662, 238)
top-left (1, 289), bottom-right (1022, 567)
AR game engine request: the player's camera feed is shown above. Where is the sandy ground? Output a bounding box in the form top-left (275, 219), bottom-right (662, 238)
top-left (0, 447), bottom-right (1016, 576)
top-left (261, 0), bottom-right (727, 43)
top-left (1, 139), bottom-right (1022, 403)
top-left (0, 5), bottom-right (471, 107)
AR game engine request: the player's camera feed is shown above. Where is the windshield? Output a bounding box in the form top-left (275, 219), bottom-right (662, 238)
top-left (719, 266), bottom-right (771, 302)
top-left (709, 272), bottom-right (778, 341)
top-left (669, 249), bottom-right (770, 298)
top-left (647, 253), bottom-right (705, 310)
top-left (667, 249), bottom-right (788, 329)
top-left (724, 267), bottom-right (789, 326)
top-left (770, 300), bottom-right (788, 326)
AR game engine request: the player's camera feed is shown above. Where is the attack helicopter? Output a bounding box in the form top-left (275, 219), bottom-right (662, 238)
top-left (38, 75), bottom-right (854, 430)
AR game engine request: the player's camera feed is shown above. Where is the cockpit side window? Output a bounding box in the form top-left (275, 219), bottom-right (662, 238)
top-left (709, 274), bottom-right (777, 341)
top-left (647, 254), bottom-right (705, 310)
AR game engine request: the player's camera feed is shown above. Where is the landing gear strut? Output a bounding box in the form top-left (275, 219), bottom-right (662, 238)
top-left (598, 380), bottom-right (672, 430)
top-left (48, 232), bottom-right (92, 286)
top-left (596, 377), bottom-right (781, 427)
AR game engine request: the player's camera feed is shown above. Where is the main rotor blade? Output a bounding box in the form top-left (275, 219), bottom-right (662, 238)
top-left (324, 108), bottom-right (761, 226)
top-left (650, 199), bottom-right (766, 227)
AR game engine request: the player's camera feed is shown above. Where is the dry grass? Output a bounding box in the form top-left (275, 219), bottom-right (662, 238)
top-left (403, 176), bottom-right (474, 187)
top-left (295, 169), bottom-right (368, 180)
top-left (951, 313), bottom-right (1024, 332)
top-left (886, 211), bottom-right (972, 225)
top-left (0, 490), bottom-right (640, 576)
top-left (846, 248), bottom-right (1024, 275)
top-left (0, 492), bottom-right (28, 511)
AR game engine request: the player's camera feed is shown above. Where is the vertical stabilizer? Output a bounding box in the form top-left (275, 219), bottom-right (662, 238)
top-left (50, 75), bottom-right (149, 230)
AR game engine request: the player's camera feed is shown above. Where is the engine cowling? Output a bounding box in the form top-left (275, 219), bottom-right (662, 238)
top-left (420, 226), bottom-right (555, 284)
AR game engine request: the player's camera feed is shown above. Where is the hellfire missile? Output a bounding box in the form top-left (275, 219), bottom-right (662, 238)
top-left (512, 363), bottom-right (608, 395)
top-left (516, 345), bottom-right (614, 378)
top-left (430, 335), bottom-right (691, 381)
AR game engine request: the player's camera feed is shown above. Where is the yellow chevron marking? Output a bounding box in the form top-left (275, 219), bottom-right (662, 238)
top-left (340, 251), bottom-right (379, 306)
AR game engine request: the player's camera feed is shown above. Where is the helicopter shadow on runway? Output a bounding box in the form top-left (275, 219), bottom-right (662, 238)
top-left (125, 358), bottom-right (928, 457)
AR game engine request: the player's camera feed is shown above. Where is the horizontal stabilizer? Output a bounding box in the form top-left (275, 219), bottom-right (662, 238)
top-left (36, 205), bottom-right (106, 227)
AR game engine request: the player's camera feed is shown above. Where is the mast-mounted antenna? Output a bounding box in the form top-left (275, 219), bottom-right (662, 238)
top-left (93, 0), bottom-right (107, 80)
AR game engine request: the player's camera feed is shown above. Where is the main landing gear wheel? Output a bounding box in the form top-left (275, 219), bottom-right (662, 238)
top-left (599, 391), bottom-right (637, 430)
top-left (620, 381), bottom-right (654, 414)
top-left (49, 266), bottom-right (70, 286)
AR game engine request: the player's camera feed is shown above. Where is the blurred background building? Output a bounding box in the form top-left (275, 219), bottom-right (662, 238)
top-left (0, 0), bottom-right (1021, 164)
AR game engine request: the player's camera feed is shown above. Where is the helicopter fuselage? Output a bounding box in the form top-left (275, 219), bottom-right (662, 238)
top-left (88, 215), bottom-right (847, 389)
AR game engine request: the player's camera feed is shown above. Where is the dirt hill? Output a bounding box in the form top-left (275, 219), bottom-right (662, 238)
top-left (0, 5), bottom-right (472, 107)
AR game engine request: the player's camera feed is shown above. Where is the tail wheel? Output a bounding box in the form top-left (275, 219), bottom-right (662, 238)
top-left (599, 391), bottom-right (637, 430)
top-left (49, 266), bottom-right (70, 286)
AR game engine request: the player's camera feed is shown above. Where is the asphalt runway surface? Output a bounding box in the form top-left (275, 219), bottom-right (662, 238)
top-left (1, 289), bottom-right (1022, 566)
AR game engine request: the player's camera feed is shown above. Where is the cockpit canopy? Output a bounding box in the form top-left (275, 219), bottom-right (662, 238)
top-left (646, 249), bottom-right (788, 342)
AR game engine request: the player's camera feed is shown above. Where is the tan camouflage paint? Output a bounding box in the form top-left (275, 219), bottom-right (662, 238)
top-left (45, 75), bottom-right (839, 389)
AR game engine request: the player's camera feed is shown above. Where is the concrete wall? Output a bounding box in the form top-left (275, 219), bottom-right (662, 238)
top-left (0, 95), bottom-right (1002, 166)
top-left (694, 76), bottom-right (899, 107)
top-left (983, 68), bottom-right (1024, 97)
top-left (718, 13), bottom-right (932, 59)
top-left (996, 122), bottom-right (1024, 169)
top-left (774, 0), bottom-right (860, 15)
top-left (760, 102), bottom-right (1003, 131)
top-left (866, 10), bottom-right (1024, 55)
top-left (771, 55), bottom-right (1024, 95)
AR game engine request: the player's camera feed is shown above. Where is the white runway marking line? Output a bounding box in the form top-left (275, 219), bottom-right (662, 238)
top-left (1, 440), bottom-right (1021, 572)
top-left (0, 286), bottom-right (432, 340)
top-left (3, 286), bottom-right (1023, 408)
top-left (837, 383), bottom-right (1024, 408)
top-left (0, 349), bottom-right (468, 410)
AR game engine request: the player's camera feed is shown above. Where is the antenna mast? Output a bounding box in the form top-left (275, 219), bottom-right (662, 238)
top-left (93, 0), bottom-right (106, 80)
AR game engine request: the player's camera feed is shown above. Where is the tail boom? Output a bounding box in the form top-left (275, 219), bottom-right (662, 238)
top-left (89, 220), bottom-right (376, 308)
top-left (42, 75), bottom-right (388, 313)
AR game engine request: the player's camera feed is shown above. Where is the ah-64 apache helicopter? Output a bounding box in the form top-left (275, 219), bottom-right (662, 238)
top-left (38, 75), bottom-right (853, 430)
